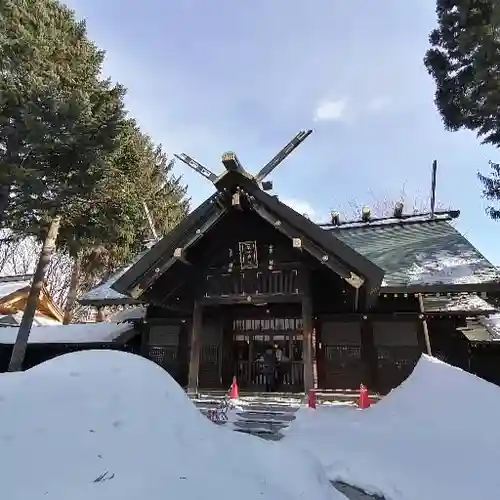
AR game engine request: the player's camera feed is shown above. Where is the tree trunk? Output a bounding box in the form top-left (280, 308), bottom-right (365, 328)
top-left (63, 253), bottom-right (80, 325)
top-left (8, 215), bottom-right (62, 372)
top-left (96, 306), bottom-right (106, 322)
top-left (0, 184), bottom-right (10, 228)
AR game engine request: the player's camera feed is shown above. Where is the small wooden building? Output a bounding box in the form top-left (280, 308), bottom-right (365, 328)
top-left (0, 275), bottom-right (64, 326)
top-left (79, 164), bottom-right (500, 394)
top-left (0, 322), bottom-right (141, 371)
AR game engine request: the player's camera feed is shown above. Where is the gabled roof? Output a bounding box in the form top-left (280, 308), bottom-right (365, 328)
top-left (79, 240), bottom-right (158, 307)
top-left (112, 173), bottom-right (385, 304)
top-left (78, 253), bottom-right (148, 307)
top-left (327, 213), bottom-right (500, 293)
top-left (88, 210), bottom-right (499, 306)
top-left (0, 275), bottom-right (64, 323)
top-left (112, 195), bottom-right (222, 299)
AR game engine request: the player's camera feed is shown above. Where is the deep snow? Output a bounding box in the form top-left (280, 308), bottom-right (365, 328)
top-left (0, 350), bottom-right (343, 500)
top-left (285, 355), bottom-right (500, 500)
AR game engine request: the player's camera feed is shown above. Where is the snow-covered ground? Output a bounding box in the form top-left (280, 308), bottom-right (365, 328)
top-left (0, 350), bottom-right (343, 500)
top-left (284, 355), bottom-right (500, 500)
top-left (3, 349), bottom-right (499, 500)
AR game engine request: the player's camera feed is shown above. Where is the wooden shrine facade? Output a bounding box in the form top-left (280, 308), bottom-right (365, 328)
top-left (105, 145), bottom-right (500, 394)
top-left (129, 291), bottom-right (500, 394)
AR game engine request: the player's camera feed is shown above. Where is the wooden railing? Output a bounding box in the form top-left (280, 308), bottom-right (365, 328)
top-left (204, 267), bottom-right (301, 298)
top-left (236, 360), bottom-right (304, 391)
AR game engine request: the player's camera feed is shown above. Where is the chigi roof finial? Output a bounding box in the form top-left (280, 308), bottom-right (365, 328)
top-left (174, 129), bottom-right (313, 192)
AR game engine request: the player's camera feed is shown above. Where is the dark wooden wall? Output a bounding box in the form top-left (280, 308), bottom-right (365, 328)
top-left (373, 321), bottom-right (421, 393)
top-left (469, 343), bottom-right (500, 386)
top-left (0, 338), bottom-right (141, 373)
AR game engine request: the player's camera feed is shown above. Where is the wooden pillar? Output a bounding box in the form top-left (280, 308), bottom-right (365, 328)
top-left (140, 321), bottom-right (150, 358)
top-left (302, 294), bottom-right (315, 392)
top-left (417, 294), bottom-right (432, 355)
top-left (360, 315), bottom-right (378, 390)
top-left (187, 300), bottom-right (203, 394)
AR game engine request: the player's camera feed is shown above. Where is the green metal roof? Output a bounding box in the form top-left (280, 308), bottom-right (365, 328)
top-left (328, 216), bottom-right (499, 290)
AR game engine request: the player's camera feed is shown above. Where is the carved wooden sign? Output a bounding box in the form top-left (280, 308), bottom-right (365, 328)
top-left (239, 240), bottom-right (258, 269)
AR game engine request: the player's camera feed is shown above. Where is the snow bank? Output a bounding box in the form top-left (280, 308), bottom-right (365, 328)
top-left (0, 350), bottom-right (342, 500)
top-left (285, 355), bottom-right (500, 500)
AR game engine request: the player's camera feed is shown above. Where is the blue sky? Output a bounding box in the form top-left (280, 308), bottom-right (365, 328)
top-left (66, 0), bottom-right (499, 264)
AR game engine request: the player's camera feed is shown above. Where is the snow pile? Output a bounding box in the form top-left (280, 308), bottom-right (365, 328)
top-left (0, 350), bottom-right (342, 500)
top-left (285, 355), bottom-right (500, 500)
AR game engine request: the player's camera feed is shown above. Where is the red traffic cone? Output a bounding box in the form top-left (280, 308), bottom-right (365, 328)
top-left (307, 389), bottom-right (317, 409)
top-left (229, 376), bottom-right (239, 400)
top-left (358, 383), bottom-right (371, 409)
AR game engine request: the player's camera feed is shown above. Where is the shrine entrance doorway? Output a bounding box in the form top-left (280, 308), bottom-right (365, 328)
top-left (232, 317), bottom-right (304, 392)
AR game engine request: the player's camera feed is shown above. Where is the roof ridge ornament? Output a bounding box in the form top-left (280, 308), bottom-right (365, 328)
top-left (174, 129), bottom-right (313, 192)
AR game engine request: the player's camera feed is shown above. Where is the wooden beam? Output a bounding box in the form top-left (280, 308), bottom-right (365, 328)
top-left (129, 208), bottom-right (226, 299)
top-left (187, 301), bottom-right (203, 394)
top-left (252, 203), bottom-right (365, 289)
top-left (201, 294), bottom-right (303, 306)
top-left (173, 247), bottom-right (192, 266)
top-left (302, 293), bottom-right (314, 392)
top-left (317, 313), bottom-right (423, 321)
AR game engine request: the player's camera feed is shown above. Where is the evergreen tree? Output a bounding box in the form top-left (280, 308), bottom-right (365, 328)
top-left (424, 0), bottom-right (500, 145)
top-left (0, 0), bottom-right (126, 228)
top-left (425, 0), bottom-right (500, 221)
top-left (478, 161), bottom-right (500, 220)
top-left (0, 0), bottom-right (126, 369)
top-left (61, 121), bottom-right (189, 323)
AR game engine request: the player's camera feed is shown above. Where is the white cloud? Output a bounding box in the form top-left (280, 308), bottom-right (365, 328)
top-left (282, 198), bottom-right (317, 219)
top-left (366, 96), bottom-right (391, 112)
top-left (313, 99), bottom-right (347, 122)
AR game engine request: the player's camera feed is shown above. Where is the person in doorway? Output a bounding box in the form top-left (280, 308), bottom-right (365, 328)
top-left (263, 346), bottom-right (277, 392)
top-left (274, 344), bottom-right (283, 362)
top-left (276, 351), bottom-right (290, 387)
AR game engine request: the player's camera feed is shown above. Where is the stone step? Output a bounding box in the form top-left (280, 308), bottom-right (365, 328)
top-left (237, 412), bottom-right (296, 422)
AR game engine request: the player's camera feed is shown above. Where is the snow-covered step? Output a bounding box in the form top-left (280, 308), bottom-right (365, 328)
top-left (236, 411), bottom-right (296, 422)
top-left (191, 393), bottom-right (300, 439)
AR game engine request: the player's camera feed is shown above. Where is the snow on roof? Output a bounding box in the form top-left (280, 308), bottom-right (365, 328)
top-left (79, 266), bottom-right (133, 303)
top-left (0, 275), bottom-right (32, 300)
top-left (108, 306), bottom-right (147, 323)
top-left (422, 294), bottom-right (496, 313)
top-left (0, 322), bottom-right (135, 344)
top-left (0, 312), bottom-right (61, 327)
top-left (406, 252), bottom-right (499, 286)
top-left (333, 218), bottom-right (500, 288)
top-left (322, 212), bottom-right (452, 230)
top-left (479, 314), bottom-right (500, 339)
top-left (79, 250), bottom-right (150, 305)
